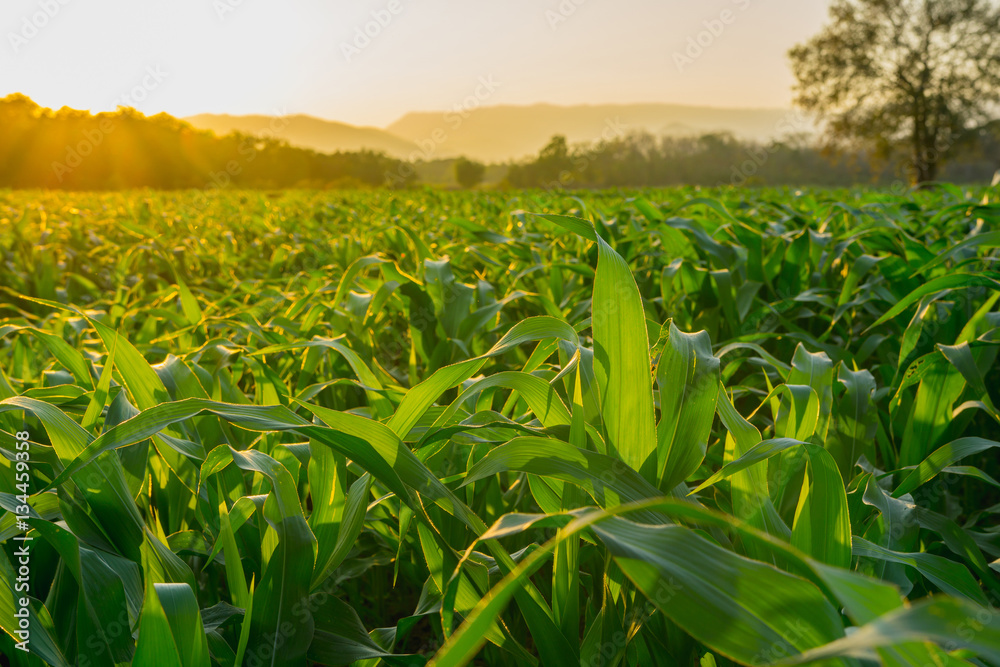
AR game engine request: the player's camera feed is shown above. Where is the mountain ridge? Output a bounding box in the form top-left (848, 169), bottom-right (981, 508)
top-left (183, 112), bottom-right (418, 157)
top-left (185, 102), bottom-right (811, 163)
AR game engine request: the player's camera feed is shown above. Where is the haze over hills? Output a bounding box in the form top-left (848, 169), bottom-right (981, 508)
top-left (183, 113), bottom-right (418, 158)
top-left (186, 103), bottom-right (812, 163)
top-left (386, 103), bottom-right (810, 162)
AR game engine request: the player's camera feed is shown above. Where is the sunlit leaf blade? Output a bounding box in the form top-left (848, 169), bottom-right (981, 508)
top-left (775, 597), bottom-right (1000, 665)
top-left (656, 322), bottom-right (720, 491)
top-left (133, 582), bottom-right (210, 667)
top-left (592, 232), bottom-right (658, 477)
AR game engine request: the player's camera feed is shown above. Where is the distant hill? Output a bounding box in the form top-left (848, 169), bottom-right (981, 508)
top-left (184, 113), bottom-right (417, 157)
top-left (386, 103), bottom-right (812, 162)
top-left (0, 95), bottom-right (414, 189)
top-left (185, 104), bottom-right (812, 163)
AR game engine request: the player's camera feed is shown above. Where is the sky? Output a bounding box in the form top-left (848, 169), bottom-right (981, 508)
top-left (0, 0), bottom-right (832, 128)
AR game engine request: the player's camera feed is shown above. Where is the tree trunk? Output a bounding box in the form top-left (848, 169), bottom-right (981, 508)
top-left (912, 150), bottom-right (937, 184)
top-left (923, 157), bottom-right (938, 183)
top-left (910, 91), bottom-right (939, 186)
top-left (911, 129), bottom-right (938, 186)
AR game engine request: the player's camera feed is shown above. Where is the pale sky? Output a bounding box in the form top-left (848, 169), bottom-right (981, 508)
top-left (0, 0), bottom-right (831, 127)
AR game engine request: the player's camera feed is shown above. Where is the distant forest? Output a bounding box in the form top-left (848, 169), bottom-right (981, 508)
top-left (2, 94), bottom-right (997, 190)
top-left (0, 95), bottom-right (414, 190)
top-left (505, 131), bottom-right (1000, 189)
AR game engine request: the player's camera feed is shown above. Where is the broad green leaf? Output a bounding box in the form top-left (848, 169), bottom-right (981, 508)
top-left (776, 597), bottom-right (1000, 665)
top-left (386, 316), bottom-right (578, 438)
top-left (853, 537), bottom-right (987, 605)
top-left (865, 273), bottom-right (1000, 332)
top-left (462, 436), bottom-right (663, 517)
top-left (894, 437), bottom-right (1000, 497)
top-left (133, 582), bottom-right (211, 667)
top-left (656, 322), bottom-right (720, 492)
top-left (790, 446), bottom-right (852, 569)
top-left (592, 233), bottom-right (658, 478)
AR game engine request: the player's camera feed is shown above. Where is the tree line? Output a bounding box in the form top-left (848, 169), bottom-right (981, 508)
top-left (0, 95), bottom-right (415, 190)
top-left (501, 129), bottom-right (1000, 190)
top-left (506, 0), bottom-right (1000, 190)
top-left (2, 93), bottom-right (997, 191)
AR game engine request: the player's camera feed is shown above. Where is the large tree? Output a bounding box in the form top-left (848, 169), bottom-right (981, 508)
top-left (789, 0), bottom-right (1000, 183)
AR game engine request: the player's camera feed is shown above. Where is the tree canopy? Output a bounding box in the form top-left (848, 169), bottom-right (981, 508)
top-left (789, 0), bottom-right (1000, 184)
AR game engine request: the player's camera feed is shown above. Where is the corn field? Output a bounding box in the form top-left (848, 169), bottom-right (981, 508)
top-left (2, 186), bottom-right (1000, 666)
